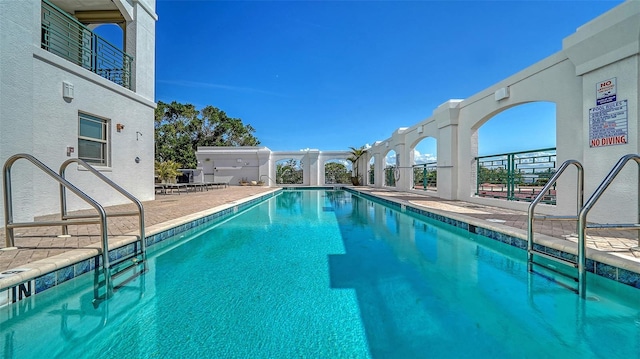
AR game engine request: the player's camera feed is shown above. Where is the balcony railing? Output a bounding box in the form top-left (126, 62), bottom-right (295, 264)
top-left (412, 162), bottom-right (437, 191)
top-left (475, 147), bottom-right (557, 204)
top-left (41, 0), bottom-right (133, 90)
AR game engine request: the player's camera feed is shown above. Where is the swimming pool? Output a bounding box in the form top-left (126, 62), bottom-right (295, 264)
top-left (1, 189), bottom-right (638, 358)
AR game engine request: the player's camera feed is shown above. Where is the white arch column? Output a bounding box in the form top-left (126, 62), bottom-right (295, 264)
top-left (434, 100), bottom-right (461, 200)
top-left (395, 143), bottom-right (411, 191)
top-left (373, 147), bottom-right (385, 188)
top-left (303, 150), bottom-right (320, 186)
top-left (563, 2), bottom-right (640, 223)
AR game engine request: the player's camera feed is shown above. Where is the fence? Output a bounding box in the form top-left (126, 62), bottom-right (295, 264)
top-left (412, 162), bottom-right (437, 191)
top-left (475, 147), bottom-right (556, 204)
top-left (384, 166), bottom-right (396, 187)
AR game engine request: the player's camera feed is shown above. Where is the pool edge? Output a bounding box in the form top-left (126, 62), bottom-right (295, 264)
top-left (0, 188), bottom-right (282, 305)
top-left (345, 187), bottom-right (640, 290)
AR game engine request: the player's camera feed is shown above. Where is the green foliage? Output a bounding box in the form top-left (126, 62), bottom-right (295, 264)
top-left (276, 159), bottom-right (303, 184)
top-left (478, 166), bottom-right (524, 185)
top-left (155, 101), bottom-right (260, 168)
top-left (325, 162), bottom-right (350, 184)
top-left (534, 168), bottom-right (556, 186)
top-left (155, 160), bottom-right (181, 183)
top-left (413, 166), bottom-right (437, 188)
top-left (347, 146), bottom-right (367, 185)
top-left (384, 166), bottom-right (396, 187)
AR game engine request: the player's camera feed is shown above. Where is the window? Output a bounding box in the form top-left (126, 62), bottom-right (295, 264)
top-left (78, 112), bottom-right (109, 166)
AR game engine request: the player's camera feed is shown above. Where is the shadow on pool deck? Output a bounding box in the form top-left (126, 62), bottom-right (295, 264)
top-left (1, 186), bottom-right (639, 274)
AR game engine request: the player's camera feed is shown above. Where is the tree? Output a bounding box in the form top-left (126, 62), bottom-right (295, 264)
top-left (276, 159), bottom-right (303, 184)
top-left (155, 101), bottom-right (260, 168)
top-left (325, 162), bottom-right (350, 184)
top-left (347, 146), bottom-right (367, 185)
top-left (477, 166), bottom-right (524, 185)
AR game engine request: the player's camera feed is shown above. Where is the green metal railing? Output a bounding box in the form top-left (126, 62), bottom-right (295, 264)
top-left (412, 162), bottom-right (437, 191)
top-left (41, 0), bottom-right (133, 90)
top-left (384, 166), bottom-right (396, 187)
top-left (475, 147), bottom-right (557, 204)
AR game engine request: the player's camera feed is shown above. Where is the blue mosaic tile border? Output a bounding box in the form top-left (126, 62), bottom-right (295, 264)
top-left (346, 188), bottom-right (640, 289)
top-left (345, 188), bottom-right (402, 210)
top-left (144, 191), bottom-right (277, 249)
top-left (282, 186), bottom-right (345, 190)
top-left (3, 190), bottom-right (279, 303)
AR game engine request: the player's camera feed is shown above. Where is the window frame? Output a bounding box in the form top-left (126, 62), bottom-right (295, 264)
top-left (78, 112), bottom-right (110, 167)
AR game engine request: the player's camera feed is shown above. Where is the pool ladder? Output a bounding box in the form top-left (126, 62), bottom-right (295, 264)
top-left (3, 154), bottom-right (147, 301)
top-left (528, 154), bottom-right (640, 298)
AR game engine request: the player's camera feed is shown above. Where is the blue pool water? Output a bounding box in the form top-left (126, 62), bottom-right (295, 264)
top-left (1, 190), bottom-right (639, 358)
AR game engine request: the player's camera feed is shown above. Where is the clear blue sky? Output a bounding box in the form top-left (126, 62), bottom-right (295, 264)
top-left (153, 0), bottom-right (623, 158)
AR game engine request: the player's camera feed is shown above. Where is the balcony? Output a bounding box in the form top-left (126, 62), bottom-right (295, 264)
top-left (40, 0), bottom-right (133, 90)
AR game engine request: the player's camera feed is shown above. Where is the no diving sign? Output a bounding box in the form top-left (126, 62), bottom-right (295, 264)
top-left (596, 78), bottom-right (616, 105)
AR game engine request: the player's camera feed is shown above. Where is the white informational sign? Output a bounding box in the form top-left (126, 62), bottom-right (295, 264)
top-left (589, 100), bottom-right (628, 148)
top-left (596, 78), bottom-right (616, 105)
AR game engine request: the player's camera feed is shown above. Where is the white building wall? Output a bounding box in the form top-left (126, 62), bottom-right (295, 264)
top-left (0, 0), bottom-right (156, 225)
top-left (126, 0), bottom-right (157, 98)
top-left (563, 2), bottom-right (640, 223)
top-left (196, 148), bottom-right (353, 187)
top-left (197, 147), bottom-right (271, 186)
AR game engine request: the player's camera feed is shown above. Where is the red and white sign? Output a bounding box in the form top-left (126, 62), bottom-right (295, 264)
top-left (589, 100), bottom-right (627, 148)
top-left (596, 78), bottom-right (616, 105)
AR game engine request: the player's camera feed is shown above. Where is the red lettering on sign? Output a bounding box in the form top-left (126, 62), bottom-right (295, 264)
top-left (596, 136), bottom-right (627, 146)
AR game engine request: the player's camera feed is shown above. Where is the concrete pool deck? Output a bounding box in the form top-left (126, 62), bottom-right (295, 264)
top-left (1, 186), bottom-right (639, 284)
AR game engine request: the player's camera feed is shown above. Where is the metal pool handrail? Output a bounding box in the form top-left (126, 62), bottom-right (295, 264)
top-left (527, 159), bottom-right (584, 293)
top-left (59, 158), bottom-right (146, 256)
top-left (2, 154), bottom-right (112, 293)
top-left (578, 154), bottom-right (640, 295)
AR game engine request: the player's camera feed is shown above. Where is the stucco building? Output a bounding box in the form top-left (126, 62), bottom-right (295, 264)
top-left (0, 0), bottom-right (157, 224)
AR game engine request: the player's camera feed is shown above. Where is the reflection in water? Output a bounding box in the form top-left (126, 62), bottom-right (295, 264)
top-left (0, 269), bottom-right (147, 359)
top-left (328, 193), bottom-right (640, 358)
top-left (275, 190), bottom-right (302, 213)
top-left (1, 190), bottom-right (639, 358)
top-left (324, 190), bottom-right (350, 210)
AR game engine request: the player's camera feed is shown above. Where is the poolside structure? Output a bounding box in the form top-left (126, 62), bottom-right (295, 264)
top-left (0, 0), bottom-right (157, 226)
top-left (195, 146), bottom-right (354, 186)
top-left (200, 1), bottom-right (640, 227)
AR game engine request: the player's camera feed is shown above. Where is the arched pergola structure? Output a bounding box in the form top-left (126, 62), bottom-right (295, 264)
top-left (198, 2), bottom-right (640, 224)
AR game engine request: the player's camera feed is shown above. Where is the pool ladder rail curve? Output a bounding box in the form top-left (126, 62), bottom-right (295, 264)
top-left (528, 154), bottom-right (640, 299)
top-left (2, 153), bottom-right (147, 301)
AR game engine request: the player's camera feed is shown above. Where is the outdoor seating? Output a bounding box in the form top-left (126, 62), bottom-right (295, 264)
top-left (206, 182), bottom-right (228, 189)
top-left (155, 182), bottom-right (228, 194)
top-left (156, 183), bottom-right (189, 194)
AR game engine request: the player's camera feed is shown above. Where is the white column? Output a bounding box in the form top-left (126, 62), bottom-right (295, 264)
top-left (125, 1), bottom-right (156, 100)
top-left (563, 1), bottom-right (640, 223)
top-left (434, 100), bottom-right (461, 200)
